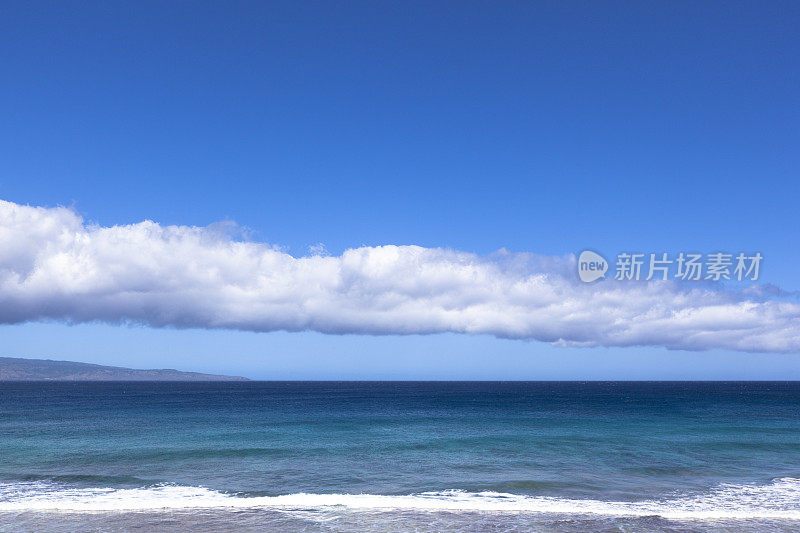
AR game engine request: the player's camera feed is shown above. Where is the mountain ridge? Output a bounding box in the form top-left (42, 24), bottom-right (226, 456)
top-left (0, 356), bottom-right (249, 381)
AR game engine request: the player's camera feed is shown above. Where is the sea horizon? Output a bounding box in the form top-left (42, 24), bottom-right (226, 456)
top-left (2, 381), bottom-right (799, 531)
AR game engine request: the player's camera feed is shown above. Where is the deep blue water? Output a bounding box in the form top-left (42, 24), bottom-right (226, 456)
top-left (1, 381), bottom-right (799, 532)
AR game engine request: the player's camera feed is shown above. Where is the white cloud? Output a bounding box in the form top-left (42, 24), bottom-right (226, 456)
top-left (1, 199), bottom-right (798, 353)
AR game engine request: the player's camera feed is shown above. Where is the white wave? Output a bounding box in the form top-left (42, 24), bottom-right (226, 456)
top-left (1, 478), bottom-right (799, 520)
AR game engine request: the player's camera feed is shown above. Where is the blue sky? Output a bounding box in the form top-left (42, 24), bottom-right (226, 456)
top-left (1, 2), bottom-right (798, 378)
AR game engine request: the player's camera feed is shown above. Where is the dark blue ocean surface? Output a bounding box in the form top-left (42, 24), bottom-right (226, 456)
top-left (1, 382), bottom-right (799, 532)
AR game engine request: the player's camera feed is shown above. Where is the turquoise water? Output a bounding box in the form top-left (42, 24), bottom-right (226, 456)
top-left (1, 381), bottom-right (799, 531)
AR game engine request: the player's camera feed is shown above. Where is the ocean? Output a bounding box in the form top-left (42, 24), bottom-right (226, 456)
top-left (0, 381), bottom-right (798, 532)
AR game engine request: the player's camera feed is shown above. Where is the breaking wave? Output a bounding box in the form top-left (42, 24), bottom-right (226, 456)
top-left (1, 478), bottom-right (800, 520)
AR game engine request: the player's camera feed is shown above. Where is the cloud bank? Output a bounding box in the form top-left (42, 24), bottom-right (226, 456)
top-left (1, 199), bottom-right (798, 353)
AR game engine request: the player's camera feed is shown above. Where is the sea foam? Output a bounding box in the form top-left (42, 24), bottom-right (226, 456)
top-left (1, 478), bottom-right (799, 520)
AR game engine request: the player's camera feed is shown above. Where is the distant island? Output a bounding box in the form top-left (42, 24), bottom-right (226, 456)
top-left (0, 357), bottom-right (249, 381)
